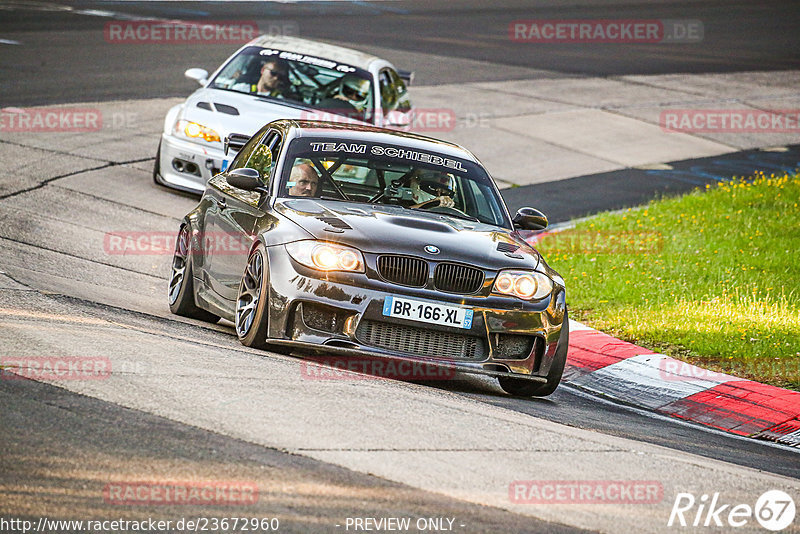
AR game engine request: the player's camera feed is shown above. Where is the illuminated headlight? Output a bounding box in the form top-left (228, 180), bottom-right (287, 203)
top-left (285, 241), bottom-right (365, 273)
top-left (492, 269), bottom-right (553, 300)
top-left (173, 119), bottom-right (221, 143)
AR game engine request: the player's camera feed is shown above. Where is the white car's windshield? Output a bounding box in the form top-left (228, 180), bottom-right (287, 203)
top-left (278, 137), bottom-right (511, 228)
top-left (210, 46), bottom-right (374, 123)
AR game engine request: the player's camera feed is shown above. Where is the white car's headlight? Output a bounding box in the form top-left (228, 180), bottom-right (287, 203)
top-left (173, 119), bottom-right (221, 143)
top-left (285, 241), bottom-right (365, 273)
top-left (492, 269), bottom-right (553, 300)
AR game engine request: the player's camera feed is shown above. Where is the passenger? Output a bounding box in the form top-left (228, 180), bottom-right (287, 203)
top-left (287, 163), bottom-right (319, 197)
top-left (332, 74), bottom-right (371, 112)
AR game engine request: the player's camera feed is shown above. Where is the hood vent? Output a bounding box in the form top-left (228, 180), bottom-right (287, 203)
top-left (385, 216), bottom-right (455, 233)
top-left (196, 102), bottom-right (240, 115)
top-left (213, 103), bottom-right (240, 115)
top-left (496, 241), bottom-right (519, 253)
top-left (316, 216), bottom-right (352, 230)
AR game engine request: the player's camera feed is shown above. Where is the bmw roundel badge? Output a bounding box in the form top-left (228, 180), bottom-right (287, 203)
top-left (424, 245), bottom-right (440, 255)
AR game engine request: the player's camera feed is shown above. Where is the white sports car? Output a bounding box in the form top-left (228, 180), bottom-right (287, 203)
top-left (154, 35), bottom-right (414, 194)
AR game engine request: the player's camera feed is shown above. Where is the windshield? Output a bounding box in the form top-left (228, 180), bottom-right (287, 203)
top-left (278, 137), bottom-right (510, 227)
top-left (210, 46), bottom-right (374, 123)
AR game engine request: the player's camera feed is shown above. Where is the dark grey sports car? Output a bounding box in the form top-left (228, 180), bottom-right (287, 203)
top-left (168, 120), bottom-right (568, 396)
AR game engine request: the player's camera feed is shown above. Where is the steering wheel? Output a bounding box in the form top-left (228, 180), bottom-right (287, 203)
top-left (415, 199), bottom-right (473, 219)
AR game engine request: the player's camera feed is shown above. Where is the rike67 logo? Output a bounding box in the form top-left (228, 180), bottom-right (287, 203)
top-left (668, 490), bottom-right (796, 531)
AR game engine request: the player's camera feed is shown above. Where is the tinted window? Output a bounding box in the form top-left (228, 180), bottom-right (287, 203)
top-left (278, 137), bottom-right (509, 227)
top-left (210, 46), bottom-right (375, 123)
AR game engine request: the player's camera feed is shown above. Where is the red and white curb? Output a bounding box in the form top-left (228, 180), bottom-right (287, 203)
top-left (565, 320), bottom-right (800, 447)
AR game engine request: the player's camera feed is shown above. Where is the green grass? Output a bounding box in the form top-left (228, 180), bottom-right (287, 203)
top-left (536, 171), bottom-right (800, 390)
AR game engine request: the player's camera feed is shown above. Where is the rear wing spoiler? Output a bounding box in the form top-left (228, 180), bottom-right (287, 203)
top-left (397, 69), bottom-right (415, 86)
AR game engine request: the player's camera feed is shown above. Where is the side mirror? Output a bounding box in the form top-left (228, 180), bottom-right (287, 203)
top-left (385, 109), bottom-right (412, 129)
top-left (226, 168), bottom-right (263, 192)
top-left (397, 69), bottom-right (414, 86)
top-left (184, 68), bottom-right (209, 86)
top-left (513, 207), bottom-right (548, 231)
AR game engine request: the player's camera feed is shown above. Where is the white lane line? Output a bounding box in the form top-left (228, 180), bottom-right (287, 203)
top-left (562, 383), bottom-right (800, 454)
top-left (0, 39), bottom-right (21, 45)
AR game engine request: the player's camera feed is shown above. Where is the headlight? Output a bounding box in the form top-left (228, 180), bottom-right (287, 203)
top-left (492, 269), bottom-right (553, 300)
top-left (173, 119), bottom-right (221, 143)
top-left (285, 241), bottom-right (365, 273)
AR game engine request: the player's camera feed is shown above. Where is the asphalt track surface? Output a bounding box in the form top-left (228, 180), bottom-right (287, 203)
top-left (1, 0), bottom-right (799, 106)
top-left (1, 1), bottom-right (799, 532)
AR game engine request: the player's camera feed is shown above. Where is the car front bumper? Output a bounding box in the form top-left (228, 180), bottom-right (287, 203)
top-left (156, 133), bottom-right (227, 194)
top-left (262, 245), bottom-right (568, 381)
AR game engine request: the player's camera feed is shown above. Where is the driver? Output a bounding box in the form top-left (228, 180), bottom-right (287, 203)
top-left (333, 74), bottom-right (371, 112)
top-left (287, 163), bottom-right (319, 197)
top-left (232, 58), bottom-right (293, 98)
top-left (407, 171), bottom-right (456, 209)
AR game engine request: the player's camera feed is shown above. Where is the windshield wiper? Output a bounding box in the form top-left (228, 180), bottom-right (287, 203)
top-left (253, 96), bottom-right (318, 113)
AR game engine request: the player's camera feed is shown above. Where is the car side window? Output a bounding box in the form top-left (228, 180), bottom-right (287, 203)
top-left (388, 69), bottom-right (411, 112)
top-left (379, 70), bottom-right (398, 115)
top-left (228, 130), bottom-right (268, 172)
top-left (245, 130), bottom-right (281, 181)
top-left (379, 68), bottom-right (411, 116)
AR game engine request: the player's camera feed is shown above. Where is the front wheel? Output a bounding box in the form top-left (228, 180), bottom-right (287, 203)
top-left (498, 313), bottom-right (569, 397)
top-left (168, 224), bottom-right (219, 322)
top-left (235, 244), bottom-right (270, 349)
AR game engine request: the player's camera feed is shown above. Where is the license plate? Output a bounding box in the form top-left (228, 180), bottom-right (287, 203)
top-left (382, 296), bottom-right (473, 329)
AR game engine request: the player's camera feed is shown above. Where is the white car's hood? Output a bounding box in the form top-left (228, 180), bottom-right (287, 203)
top-left (179, 88), bottom-right (367, 138)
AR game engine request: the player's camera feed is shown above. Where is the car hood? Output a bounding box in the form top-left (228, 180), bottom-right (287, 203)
top-left (274, 199), bottom-right (540, 271)
top-left (180, 88), bottom-right (367, 137)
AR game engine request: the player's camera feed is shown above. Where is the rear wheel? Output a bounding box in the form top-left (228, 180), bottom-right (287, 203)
top-left (235, 244), bottom-right (270, 349)
top-left (498, 313), bottom-right (569, 397)
top-left (168, 225), bottom-right (219, 322)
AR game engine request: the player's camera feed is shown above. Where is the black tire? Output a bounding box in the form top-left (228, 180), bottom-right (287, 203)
top-left (235, 244), bottom-right (270, 349)
top-left (168, 225), bottom-right (219, 323)
top-left (153, 140), bottom-right (163, 185)
top-left (498, 313), bottom-right (569, 397)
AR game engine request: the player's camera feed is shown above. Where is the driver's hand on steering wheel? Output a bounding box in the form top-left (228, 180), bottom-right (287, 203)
top-left (436, 195), bottom-right (454, 208)
top-left (412, 195), bottom-right (454, 209)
